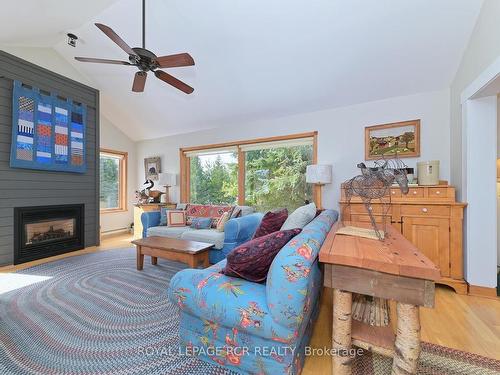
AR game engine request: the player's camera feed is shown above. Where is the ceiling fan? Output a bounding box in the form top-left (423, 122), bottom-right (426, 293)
top-left (74, 0), bottom-right (195, 94)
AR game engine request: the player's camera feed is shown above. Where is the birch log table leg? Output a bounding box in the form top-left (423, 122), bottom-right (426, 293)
top-left (392, 303), bottom-right (421, 375)
top-left (332, 288), bottom-right (353, 375)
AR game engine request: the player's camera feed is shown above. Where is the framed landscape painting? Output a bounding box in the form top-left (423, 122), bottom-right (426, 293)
top-left (365, 119), bottom-right (420, 160)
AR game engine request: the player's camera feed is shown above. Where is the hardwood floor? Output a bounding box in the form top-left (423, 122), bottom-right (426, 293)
top-left (303, 285), bottom-right (500, 375)
top-left (1, 233), bottom-right (499, 374)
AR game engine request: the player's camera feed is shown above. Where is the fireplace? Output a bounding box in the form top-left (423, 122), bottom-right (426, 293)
top-left (14, 204), bottom-right (84, 264)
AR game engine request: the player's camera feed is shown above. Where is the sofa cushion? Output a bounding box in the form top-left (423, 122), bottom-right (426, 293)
top-left (222, 228), bottom-right (302, 282)
top-left (253, 208), bottom-right (288, 239)
top-left (159, 207), bottom-right (170, 226)
top-left (181, 229), bottom-right (225, 249)
top-left (185, 204), bottom-right (234, 227)
top-left (281, 202), bottom-right (317, 230)
top-left (232, 205), bottom-right (255, 218)
top-left (190, 217), bottom-right (212, 229)
top-left (167, 210), bottom-right (187, 227)
top-left (147, 225), bottom-right (193, 239)
top-left (216, 212), bottom-right (231, 232)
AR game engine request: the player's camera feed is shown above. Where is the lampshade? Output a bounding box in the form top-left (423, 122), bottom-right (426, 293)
top-left (158, 173), bottom-right (177, 186)
top-left (306, 165), bottom-right (332, 184)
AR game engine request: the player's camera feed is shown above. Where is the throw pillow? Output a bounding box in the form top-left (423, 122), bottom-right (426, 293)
top-left (216, 212), bottom-right (231, 232)
top-left (160, 207), bottom-right (169, 226)
top-left (280, 202), bottom-right (317, 230)
top-left (176, 203), bottom-right (188, 210)
top-left (252, 208), bottom-right (288, 239)
top-left (190, 217), bottom-right (212, 229)
top-left (167, 210), bottom-right (186, 227)
top-left (222, 228), bottom-right (302, 282)
top-left (230, 207), bottom-right (242, 219)
top-left (185, 204), bottom-right (234, 227)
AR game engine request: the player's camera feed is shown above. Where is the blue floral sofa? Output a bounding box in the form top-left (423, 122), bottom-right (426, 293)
top-left (167, 210), bottom-right (338, 375)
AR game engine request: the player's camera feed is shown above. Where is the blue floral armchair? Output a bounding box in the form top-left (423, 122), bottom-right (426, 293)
top-left (167, 210), bottom-right (338, 374)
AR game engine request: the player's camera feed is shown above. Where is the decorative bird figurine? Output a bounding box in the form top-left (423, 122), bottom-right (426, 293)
top-left (135, 179), bottom-right (160, 204)
top-left (143, 179), bottom-right (154, 194)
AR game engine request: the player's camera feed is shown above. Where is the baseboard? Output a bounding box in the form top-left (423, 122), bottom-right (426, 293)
top-left (100, 228), bottom-right (130, 237)
top-left (468, 285), bottom-right (498, 299)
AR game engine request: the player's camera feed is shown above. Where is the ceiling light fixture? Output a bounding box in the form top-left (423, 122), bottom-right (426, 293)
top-left (67, 33), bottom-right (78, 47)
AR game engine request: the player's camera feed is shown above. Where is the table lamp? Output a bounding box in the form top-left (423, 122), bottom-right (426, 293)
top-left (158, 173), bottom-right (177, 204)
top-left (306, 164), bottom-right (332, 209)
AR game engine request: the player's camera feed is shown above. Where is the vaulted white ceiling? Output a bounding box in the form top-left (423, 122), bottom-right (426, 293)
top-left (0, 0), bottom-right (484, 140)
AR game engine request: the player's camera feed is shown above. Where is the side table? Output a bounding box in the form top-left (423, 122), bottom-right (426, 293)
top-left (319, 222), bottom-right (440, 375)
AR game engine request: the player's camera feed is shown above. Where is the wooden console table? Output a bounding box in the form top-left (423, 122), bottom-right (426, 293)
top-left (319, 222), bottom-right (440, 375)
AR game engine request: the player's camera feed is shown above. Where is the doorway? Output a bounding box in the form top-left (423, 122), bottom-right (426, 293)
top-left (461, 57), bottom-right (500, 295)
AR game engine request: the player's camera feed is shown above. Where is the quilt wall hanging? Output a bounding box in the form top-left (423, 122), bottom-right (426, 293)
top-left (10, 80), bottom-right (87, 173)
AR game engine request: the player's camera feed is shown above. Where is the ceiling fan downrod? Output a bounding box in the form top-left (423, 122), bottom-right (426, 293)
top-left (142, 0), bottom-right (146, 49)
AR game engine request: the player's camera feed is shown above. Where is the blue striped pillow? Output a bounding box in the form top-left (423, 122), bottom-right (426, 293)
top-left (190, 217), bottom-right (212, 229)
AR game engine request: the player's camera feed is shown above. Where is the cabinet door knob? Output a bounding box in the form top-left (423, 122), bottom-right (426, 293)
top-left (392, 191), bottom-right (396, 195)
top-left (422, 207), bottom-right (428, 213)
top-left (368, 206), bottom-right (373, 211)
top-left (436, 191), bottom-right (441, 195)
top-left (413, 191), bottom-right (417, 195)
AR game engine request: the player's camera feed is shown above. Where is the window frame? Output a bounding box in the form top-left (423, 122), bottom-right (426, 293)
top-left (179, 131), bottom-right (319, 207)
top-left (99, 148), bottom-right (128, 214)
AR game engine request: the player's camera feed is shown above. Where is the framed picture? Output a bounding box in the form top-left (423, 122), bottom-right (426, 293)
top-left (144, 157), bottom-right (161, 180)
top-left (365, 119), bottom-right (420, 160)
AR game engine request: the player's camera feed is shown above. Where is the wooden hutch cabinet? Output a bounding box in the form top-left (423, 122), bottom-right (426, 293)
top-left (340, 183), bottom-right (468, 294)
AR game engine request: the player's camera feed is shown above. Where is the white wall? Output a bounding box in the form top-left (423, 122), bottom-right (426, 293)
top-left (100, 117), bottom-right (137, 233)
top-left (450, 0), bottom-right (500, 199)
top-left (0, 46), bottom-right (92, 86)
top-left (464, 95), bottom-right (497, 288)
top-left (136, 89), bottom-right (451, 211)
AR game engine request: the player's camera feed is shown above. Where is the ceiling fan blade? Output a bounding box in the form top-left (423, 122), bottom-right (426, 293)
top-left (154, 70), bottom-right (194, 94)
top-left (95, 23), bottom-right (138, 56)
top-left (132, 72), bottom-right (147, 92)
top-left (75, 57), bottom-right (132, 65)
top-left (156, 53), bottom-right (195, 68)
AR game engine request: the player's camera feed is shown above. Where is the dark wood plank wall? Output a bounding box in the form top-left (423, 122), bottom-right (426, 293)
top-left (0, 51), bottom-right (100, 265)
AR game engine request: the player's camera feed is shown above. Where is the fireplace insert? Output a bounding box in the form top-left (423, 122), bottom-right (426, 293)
top-left (14, 204), bottom-right (84, 264)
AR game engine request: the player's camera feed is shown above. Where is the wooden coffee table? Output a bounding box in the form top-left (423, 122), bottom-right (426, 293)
top-left (132, 236), bottom-right (213, 270)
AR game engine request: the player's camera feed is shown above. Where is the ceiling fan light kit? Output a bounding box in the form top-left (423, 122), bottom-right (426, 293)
top-left (74, 0), bottom-right (194, 94)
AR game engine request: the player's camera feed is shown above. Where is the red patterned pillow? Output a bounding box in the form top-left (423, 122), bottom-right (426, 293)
top-left (253, 208), bottom-right (288, 239)
top-left (222, 228), bottom-right (301, 282)
top-left (185, 204), bottom-right (234, 227)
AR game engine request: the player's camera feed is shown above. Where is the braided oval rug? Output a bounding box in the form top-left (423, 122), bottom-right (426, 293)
top-left (1, 248), bottom-right (499, 375)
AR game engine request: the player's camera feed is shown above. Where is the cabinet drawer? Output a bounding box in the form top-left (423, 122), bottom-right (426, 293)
top-left (351, 214), bottom-right (402, 232)
top-left (407, 188), bottom-right (424, 198)
top-left (349, 204), bottom-right (388, 215)
top-left (401, 205), bottom-right (450, 217)
top-left (390, 188), bottom-right (401, 198)
top-left (351, 214), bottom-right (389, 224)
top-left (428, 187), bottom-right (448, 198)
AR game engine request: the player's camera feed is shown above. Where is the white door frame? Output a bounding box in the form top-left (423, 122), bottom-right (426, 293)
top-left (461, 56), bottom-right (500, 288)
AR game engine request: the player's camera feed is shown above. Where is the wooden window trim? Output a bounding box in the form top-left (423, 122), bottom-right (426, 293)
top-left (100, 148), bottom-right (128, 214)
top-left (179, 131), bottom-right (320, 207)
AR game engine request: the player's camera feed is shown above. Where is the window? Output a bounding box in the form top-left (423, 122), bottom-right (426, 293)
top-left (189, 149), bottom-right (238, 204)
top-left (180, 132), bottom-right (318, 211)
top-left (100, 149), bottom-right (127, 212)
top-left (244, 141), bottom-right (313, 212)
